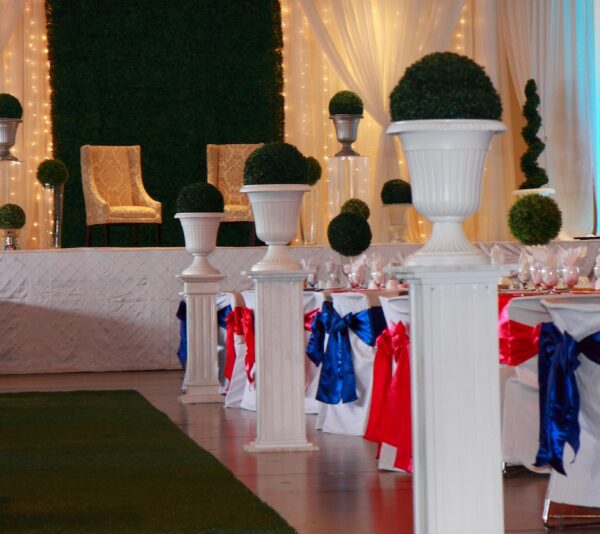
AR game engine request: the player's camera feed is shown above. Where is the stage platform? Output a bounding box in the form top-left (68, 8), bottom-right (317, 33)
top-left (0, 241), bottom-right (597, 375)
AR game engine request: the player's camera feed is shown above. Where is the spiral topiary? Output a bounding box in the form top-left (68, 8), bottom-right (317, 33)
top-left (389, 52), bottom-right (502, 121)
top-left (243, 142), bottom-right (308, 185)
top-left (0, 203), bottom-right (26, 229)
top-left (36, 159), bottom-right (69, 186)
top-left (519, 79), bottom-right (548, 189)
top-left (341, 198), bottom-right (370, 220)
top-left (306, 156), bottom-right (322, 186)
top-left (508, 194), bottom-right (561, 245)
top-left (329, 90), bottom-right (364, 115)
top-left (0, 93), bottom-right (23, 119)
top-left (381, 179), bottom-right (412, 204)
top-left (175, 182), bottom-right (224, 213)
top-left (327, 212), bottom-right (372, 257)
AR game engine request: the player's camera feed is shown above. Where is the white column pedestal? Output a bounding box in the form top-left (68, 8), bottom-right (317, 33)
top-left (398, 265), bottom-right (509, 534)
top-left (244, 270), bottom-right (318, 453)
top-left (177, 273), bottom-right (225, 404)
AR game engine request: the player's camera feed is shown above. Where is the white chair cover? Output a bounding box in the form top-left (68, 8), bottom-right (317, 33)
top-left (377, 295), bottom-right (410, 471)
top-left (541, 297), bottom-right (600, 507)
top-left (224, 292), bottom-right (248, 408)
top-left (315, 291), bottom-right (384, 436)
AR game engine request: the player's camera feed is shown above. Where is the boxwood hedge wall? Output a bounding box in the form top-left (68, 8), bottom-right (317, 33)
top-left (46, 0), bottom-right (283, 247)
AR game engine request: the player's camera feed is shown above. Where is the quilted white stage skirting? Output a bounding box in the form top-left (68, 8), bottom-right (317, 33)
top-left (0, 240), bottom-right (598, 375)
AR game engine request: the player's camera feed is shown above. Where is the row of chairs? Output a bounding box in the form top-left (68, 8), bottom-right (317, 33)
top-left (80, 143), bottom-right (261, 246)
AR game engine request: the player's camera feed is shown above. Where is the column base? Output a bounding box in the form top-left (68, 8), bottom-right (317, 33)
top-left (244, 440), bottom-right (319, 453)
top-left (179, 384), bottom-right (224, 404)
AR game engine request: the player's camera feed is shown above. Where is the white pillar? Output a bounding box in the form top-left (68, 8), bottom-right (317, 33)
top-left (177, 273), bottom-right (224, 404)
top-left (244, 270), bottom-right (317, 452)
top-left (402, 265), bottom-right (507, 534)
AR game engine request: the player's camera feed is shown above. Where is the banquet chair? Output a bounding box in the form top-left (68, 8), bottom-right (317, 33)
top-left (226, 289), bottom-right (325, 413)
top-left (375, 296), bottom-right (411, 471)
top-left (81, 145), bottom-right (161, 246)
top-left (206, 143), bottom-right (262, 244)
top-left (315, 291), bottom-right (386, 436)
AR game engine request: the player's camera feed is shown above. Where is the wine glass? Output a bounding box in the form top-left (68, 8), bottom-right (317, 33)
top-left (517, 263), bottom-right (531, 290)
top-left (529, 263), bottom-right (543, 291)
top-left (541, 265), bottom-right (559, 293)
top-left (306, 271), bottom-right (318, 289)
top-left (562, 265), bottom-right (579, 290)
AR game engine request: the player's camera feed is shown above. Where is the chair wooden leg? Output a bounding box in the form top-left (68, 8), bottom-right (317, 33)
top-left (132, 224), bottom-right (140, 247)
top-left (155, 224), bottom-right (161, 246)
top-left (86, 226), bottom-right (92, 247)
top-left (104, 225), bottom-right (110, 246)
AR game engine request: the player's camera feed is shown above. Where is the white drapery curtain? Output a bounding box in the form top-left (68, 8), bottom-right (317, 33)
top-left (499, 0), bottom-right (596, 237)
top-left (283, 0), bottom-right (463, 243)
top-left (0, 0), bottom-right (52, 248)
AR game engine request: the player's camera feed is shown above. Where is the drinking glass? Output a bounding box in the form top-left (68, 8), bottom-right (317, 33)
top-left (529, 264), bottom-right (543, 291)
top-left (541, 265), bottom-right (559, 293)
top-left (562, 265), bottom-right (579, 290)
top-left (517, 263), bottom-right (530, 289)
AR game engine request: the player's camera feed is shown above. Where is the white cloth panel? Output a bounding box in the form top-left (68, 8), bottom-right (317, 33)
top-left (0, 0), bottom-right (52, 248)
top-left (283, 0), bottom-right (462, 244)
top-left (499, 0), bottom-right (596, 237)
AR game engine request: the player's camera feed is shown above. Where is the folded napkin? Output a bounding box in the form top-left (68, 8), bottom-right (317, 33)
top-left (490, 244), bottom-right (505, 265)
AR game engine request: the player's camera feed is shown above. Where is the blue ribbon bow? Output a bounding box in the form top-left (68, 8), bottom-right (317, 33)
top-left (307, 301), bottom-right (386, 404)
top-left (535, 322), bottom-right (600, 474)
top-left (176, 301), bottom-right (232, 368)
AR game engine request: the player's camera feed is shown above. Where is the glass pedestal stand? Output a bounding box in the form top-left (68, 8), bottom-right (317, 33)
top-left (326, 156), bottom-right (370, 224)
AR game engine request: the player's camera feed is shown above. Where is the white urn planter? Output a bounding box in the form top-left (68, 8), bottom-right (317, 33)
top-left (175, 212), bottom-right (223, 275)
top-left (240, 184), bottom-right (309, 272)
top-left (387, 119), bottom-right (506, 266)
top-left (0, 118), bottom-right (21, 162)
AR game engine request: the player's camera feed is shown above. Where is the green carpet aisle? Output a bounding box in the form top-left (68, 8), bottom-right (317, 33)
top-left (0, 390), bottom-right (294, 533)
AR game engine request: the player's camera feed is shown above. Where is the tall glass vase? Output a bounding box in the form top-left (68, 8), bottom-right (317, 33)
top-left (300, 185), bottom-right (318, 245)
top-left (42, 183), bottom-right (64, 248)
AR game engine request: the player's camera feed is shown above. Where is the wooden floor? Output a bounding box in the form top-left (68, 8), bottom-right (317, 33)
top-left (1, 370), bottom-right (597, 534)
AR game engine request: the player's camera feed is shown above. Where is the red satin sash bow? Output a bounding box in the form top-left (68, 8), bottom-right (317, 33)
top-left (365, 322), bottom-right (413, 472)
top-left (304, 308), bottom-right (319, 332)
top-left (241, 308), bottom-right (255, 384)
top-left (224, 307), bottom-right (244, 381)
top-left (498, 294), bottom-right (541, 366)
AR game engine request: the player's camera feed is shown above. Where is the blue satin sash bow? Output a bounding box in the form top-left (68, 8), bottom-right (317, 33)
top-left (307, 301), bottom-right (386, 404)
top-left (535, 322), bottom-right (600, 474)
top-left (176, 302), bottom-right (232, 368)
top-left (217, 305), bottom-right (232, 329)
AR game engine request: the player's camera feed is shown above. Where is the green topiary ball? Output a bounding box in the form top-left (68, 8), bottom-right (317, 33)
top-left (329, 90), bottom-right (364, 115)
top-left (0, 203), bottom-right (26, 229)
top-left (36, 159), bottom-right (69, 186)
top-left (341, 198), bottom-right (370, 220)
top-left (0, 93), bottom-right (23, 119)
top-left (381, 179), bottom-right (412, 204)
top-left (327, 212), bottom-right (372, 257)
top-left (306, 156), bottom-right (322, 186)
top-left (508, 194), bottom-right (562, 245)
top-left (175, 182), bottom-right (224, 213)
top-left (243, 142), bottom-right (308, 185)
top-left (390, 52), bottom-right (502, 121)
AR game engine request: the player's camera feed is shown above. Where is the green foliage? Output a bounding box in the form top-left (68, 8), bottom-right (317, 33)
top-left (329, 90), bottom-right (363, 115)
top-left (243, 142), bottom-right (307, 185)
top-left (508, 194), bottom-right (562, 245)
top-left (341, 198), bottom-right (370, 220)
top-left (390, 52), bottom-right (502, 121)
top-left (519, 79), bottom-right (548, 189)
top-left (0, 93), bottom-right (23, 119)
top-left (381, 179), bottom-right (412, 204)
top-left (46, 0), bottom-right (283, 247)
top-left (327, 212), bottom-right (372, 257)
top-left (0, 203), bottom-right (26, 229)
top-left (175, 182), bottom-right (224, 213)
top-left (36, 159), bottom-right (69, 186)
top-left (306, 156), bottom-right (322, 186)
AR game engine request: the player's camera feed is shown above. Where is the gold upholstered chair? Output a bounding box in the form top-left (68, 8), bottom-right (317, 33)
top-left (81, 145), bottom-right (162, 246)
top-left (206, 143), bottom-right (263, 223)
